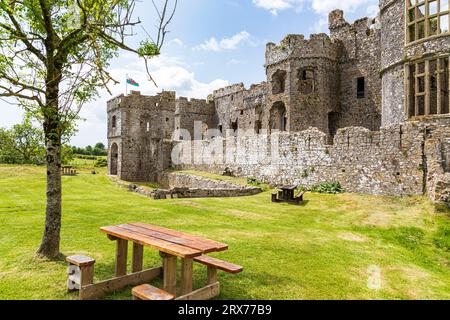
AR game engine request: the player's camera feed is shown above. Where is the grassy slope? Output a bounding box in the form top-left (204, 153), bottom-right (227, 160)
top-left (0, 165), bottom-right (448, 300)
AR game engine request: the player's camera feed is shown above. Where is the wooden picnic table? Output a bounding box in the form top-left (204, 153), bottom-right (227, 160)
top-left (272, 184), bottom-right (305, 204)
top-left (100, 222), bottom-right (228, 297)
top-left (67, 222), bottom-right (242, 300)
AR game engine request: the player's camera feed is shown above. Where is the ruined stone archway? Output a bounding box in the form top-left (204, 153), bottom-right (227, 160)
top-left (270, 101), bottom-right (287, 132)
top-left (110, 142), bottom-right (119, 175)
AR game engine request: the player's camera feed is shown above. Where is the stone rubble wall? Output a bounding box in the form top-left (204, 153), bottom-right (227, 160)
top-left (111, 173), bottom-right (261, 200)
top-left (174, 123), bottom-right (432, 196)
top-left (156, 172), bottom-right (254, 190)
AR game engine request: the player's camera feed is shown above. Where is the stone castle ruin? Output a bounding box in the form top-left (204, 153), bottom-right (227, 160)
top-left (107, 1), bottom-right (450, 205)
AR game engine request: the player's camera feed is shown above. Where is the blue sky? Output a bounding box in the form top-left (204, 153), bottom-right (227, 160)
top-left (0, 0), bottom-right (379, 146)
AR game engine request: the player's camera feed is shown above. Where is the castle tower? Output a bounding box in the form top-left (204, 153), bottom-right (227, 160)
top-left (107, 90), bottom-right (176, 181)
top-left (328, 9), bottom-right (382, 133)
top-left (265, 34), bottom-right (340, 136)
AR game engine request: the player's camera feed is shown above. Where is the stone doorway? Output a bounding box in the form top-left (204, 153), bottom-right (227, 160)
top-left (110, 142), bottom-right (119, 175)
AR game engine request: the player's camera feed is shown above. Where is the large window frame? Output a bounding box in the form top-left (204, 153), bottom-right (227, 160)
top-left (407, 0), bottom-right (450, 43)
top-left (406, 56), bottom-right (450, 118)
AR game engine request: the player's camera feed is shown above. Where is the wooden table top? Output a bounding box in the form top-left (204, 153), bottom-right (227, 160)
top-left (100, 222), bottom-right (228, 259)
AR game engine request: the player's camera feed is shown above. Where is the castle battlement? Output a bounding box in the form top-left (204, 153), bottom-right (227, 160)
top-left (265, 33), bottom-right (340, 67)
top-left (213, 83), bottom-right (246, 98)
top-left (175, 97), bottom-right (215, 115)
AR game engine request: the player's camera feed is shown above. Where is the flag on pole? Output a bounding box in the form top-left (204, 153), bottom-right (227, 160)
top-left (126, 78), bottom-right (140, 87)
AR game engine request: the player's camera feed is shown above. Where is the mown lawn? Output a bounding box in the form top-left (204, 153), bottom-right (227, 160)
top-left (0, 164), bottom-right (449, 300)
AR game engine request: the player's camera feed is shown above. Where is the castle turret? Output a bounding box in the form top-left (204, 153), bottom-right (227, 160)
top-left (265, 33), bottom-right (341, 136)
top-left (107, 90), bottom-right (176, 181)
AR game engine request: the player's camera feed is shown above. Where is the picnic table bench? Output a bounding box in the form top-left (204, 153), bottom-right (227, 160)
top-left (272, 185), bottom-right (305, 205)
top-left (61, 166), bottom-right (77, 176)
top-left (66, 222), bottom-right (243, 300)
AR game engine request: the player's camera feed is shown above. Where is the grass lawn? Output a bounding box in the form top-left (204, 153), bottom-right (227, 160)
top-left (0, 164), bottom-right (449, 300)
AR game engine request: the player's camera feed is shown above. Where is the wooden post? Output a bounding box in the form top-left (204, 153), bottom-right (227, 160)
top-left (161, 252), bottom-right (177, 296)
top-left (207, 266), bottom-right (218, 285)
top-left (115, 239), bottom-right (128, 277)
top-left (132, 243), bottom-right (144, 273)
top-left (181, 258), bottom-right (193, 295)
top-left (81, 264), bottom-right (95, 287)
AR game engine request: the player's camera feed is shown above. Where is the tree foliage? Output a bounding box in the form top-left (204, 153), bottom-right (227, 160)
top-left (0, 0), bottom-right (177, 258)
top-left (0, 116), bottom-right (75, 165)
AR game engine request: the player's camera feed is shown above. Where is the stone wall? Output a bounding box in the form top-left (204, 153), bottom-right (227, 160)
top-left (173, 124), bottom-right (434, 196)
top-left (157, 172), bottom-right (251, 190)
top-left (330, 12), bottom-right (382, 132)
top-left (175, 97), bottom-right (215, 140)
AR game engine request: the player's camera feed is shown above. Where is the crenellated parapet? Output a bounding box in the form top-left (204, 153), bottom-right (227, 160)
top-left (265, 33), bottom-right (340, 67)
top-left (175, 97), bottom-right (215, 115)
top-left (213, 83), bottom-right (246, 99)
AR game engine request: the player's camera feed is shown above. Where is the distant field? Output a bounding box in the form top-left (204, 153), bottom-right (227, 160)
top-left (0, 164), bottom-right (449, 300)
top-left (67, 155), bottom-right (107, 173)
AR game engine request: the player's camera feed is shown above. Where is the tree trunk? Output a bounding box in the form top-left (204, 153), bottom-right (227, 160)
top-left (36, 133), bottom-right (62, 258)
top-left (37, 76), bottom-right (63, 259)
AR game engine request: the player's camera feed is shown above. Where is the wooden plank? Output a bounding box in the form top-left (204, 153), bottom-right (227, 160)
top-left (115, 239), bottom-right (128, 277)
top-left (175, 282), bottom-right (220, 301)
top-left (181, 258), bottom-right (193, 295)
top-left (132, 243), bottom-right (144, 273)
top-left (101, 226), bottom-right (202, 258)
top-left (81, 265), bottom-right (95, 287)
top-left (79, 267), bottom-right (162, 300)
top-left (162, 253), bottom-right (177, 296)
top-left (118, 224), bottom-right (217, 253)
top-left (130, 222), bottom-right (228, 252)
top-left (194, 255), bottom-right (243, 274)
top-left (66, 255), bottom-right (95, 267)
top-left (207, 266), bottom-right (218, 285)
top-left (132, 284), bottom-right (175, 300)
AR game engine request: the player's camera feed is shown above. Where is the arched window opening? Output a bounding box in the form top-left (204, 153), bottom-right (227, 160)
top-left (270, 101), bottom-right (287, 132)
top-left (272, 70), bottom-right (287, 95)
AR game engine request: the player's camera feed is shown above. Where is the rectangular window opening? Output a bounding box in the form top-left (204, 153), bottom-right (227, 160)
top-left (357, 77), bottom-right (365, 99)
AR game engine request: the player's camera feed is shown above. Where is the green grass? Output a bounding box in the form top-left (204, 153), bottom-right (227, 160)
top-left (69, 155), bottom-right (107, 170)
top-left (0, 164), bottom-right (449, 300)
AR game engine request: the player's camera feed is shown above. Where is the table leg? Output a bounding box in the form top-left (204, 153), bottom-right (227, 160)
top-left (207, 266), bottom-right (218, 285)
top-left (181, 258), bottom-right (193, 295)
top-left (132, 243), bottom-right (144, 273)
top-left (161, 252), bottom-right (177, 295)
top-left (115, 239), bottom-right (128, 277)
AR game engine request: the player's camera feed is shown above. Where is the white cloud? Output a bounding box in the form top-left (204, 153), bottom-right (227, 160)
top-left (169, 38), bottom-right (184, 47)
top-left (252, 0), bottom-right (304, 15)
top-left (310, 0), bottom-right (375, 16)
top-left (193, 31), bottom-right (251, 52)
top-left (253, 0), bottom-right (378, 17)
